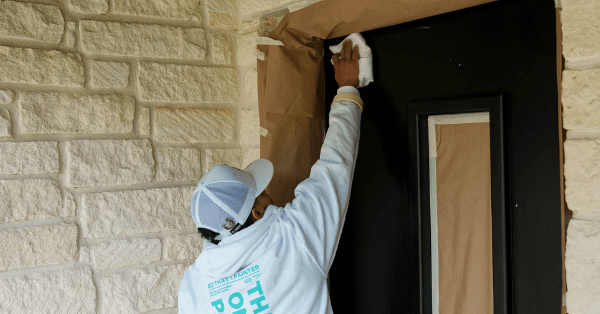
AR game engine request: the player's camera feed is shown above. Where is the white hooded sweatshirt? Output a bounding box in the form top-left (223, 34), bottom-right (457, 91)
top-left (178, 86), bottom-right (362, 314)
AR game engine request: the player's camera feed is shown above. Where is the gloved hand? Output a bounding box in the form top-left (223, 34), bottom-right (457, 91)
top-left (332, 39), bottom-right (359, 89)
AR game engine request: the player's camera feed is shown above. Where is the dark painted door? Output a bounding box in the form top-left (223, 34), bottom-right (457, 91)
top-left (323, 0), bottom-right (562, 313)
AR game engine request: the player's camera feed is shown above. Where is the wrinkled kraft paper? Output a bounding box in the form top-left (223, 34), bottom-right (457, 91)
top-left (257, 0), bottom-right (496, 206)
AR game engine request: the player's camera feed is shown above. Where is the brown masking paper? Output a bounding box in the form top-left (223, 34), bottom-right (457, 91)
top-left (436, 123), bottom-right (493, 314)
top-left (257, 0), bottom-right (496, 206)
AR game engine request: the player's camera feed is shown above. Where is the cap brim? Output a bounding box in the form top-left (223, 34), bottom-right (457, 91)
top-left (244, 159), bottom-right (273, 196)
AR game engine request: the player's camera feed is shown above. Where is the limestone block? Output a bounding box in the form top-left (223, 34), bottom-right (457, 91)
top-left (90, 61), bottom-right (130, 88)
top-left (113, 0), bottom-right (202, 21)
top-left (81, 186), bottom-right (195, 238)
top-left (79, 246), bottom-right (92, 263)
top-left (243, 66), bottom-right (258, 102)
top-left (139, 63), bottom-right (238, 102)
top-left (565, 140), bottom-right (600, 215)
top-left (561, 0), bottom-right (596, 7)
top-left (141, 107), bottom-right (151, 135)
top-left (66, 139), bottom-right (154, 187)
top-left (0, 142), bottom-right (59, 175)
top-left (0, 1), bottom-right (64, 43)
top-left (164, 233), bottom-right (203, 260)
top-left (155, 107), bottom-right (234, 143)
top-left (91, 238), bottom-right (161, 269)
top-left (563, 68), bottom-right (600, 130)
top-left (156, 147), bottom-right (202, 182)
top-left (0, 267), bottom-right (96, 314)
top-left (208, 0), bottom-right (238, 30)
top-left (70, 0), bottom-right (108, 14)
top-left (205, 148), bottom-right (260, 173)
top-left (562, 4), bottom-right (600, 61)
top-left (212, 31), bottom-right (234, 64)
top-left (0, 46), bottom-right (84, 86)
top-left (240, 108), bottom-right (260, 144)
top-left (100, 263), bottom-right (188, 314)
top-left (0, 223), bottom-right (77, 271)
top-left (241, 0), bottom-right (276, 16)
top-left (0, 89), bottom-right (14, 103)
top-left (0, 108), bottom-right (10, 137)
top-left (20, 92), bottom-right (134, 134)
top-left (60, 21), bottom-right (76, 48)
top-left (62, 191), bottom-right (76, 218)
top-left (238, 31), bottom-right (258, 67)
top-left (81, 21), bottom-right (206, 59)
top-left (566, 219), bottom-right (600, 313)
top-left (0, 179), bottom-right (62, 224)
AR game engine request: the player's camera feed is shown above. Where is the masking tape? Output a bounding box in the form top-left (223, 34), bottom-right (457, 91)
top-left (260, 127), bottom-right (269, 137)
top-left (257, 50), bottom-right (265, 60)
top-left (255, 37), bottom-right (284, 46)
top-left (288, 1), bottom-right (310, 12)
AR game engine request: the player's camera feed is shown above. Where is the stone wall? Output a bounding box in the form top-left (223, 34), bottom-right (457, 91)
top-left (0, 0), bottom-right (307, 313)
top-left (561, 0), bottom-right (600, 313)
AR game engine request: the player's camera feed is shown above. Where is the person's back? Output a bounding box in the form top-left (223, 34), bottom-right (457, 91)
top-left (178, 38), bottom-right (365, 313)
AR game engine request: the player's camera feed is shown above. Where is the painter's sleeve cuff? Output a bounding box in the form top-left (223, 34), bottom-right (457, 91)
top-left (337, 86), bottom-right (360, 97)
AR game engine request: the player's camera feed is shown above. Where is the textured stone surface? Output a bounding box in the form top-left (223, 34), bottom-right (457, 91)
top-left (164, 233), bottom-right (203, 260)
top-left (79, 246), bottom-right (92, 263)
top-left (0, 179), bottom-right (62, 224)
top-left (205, 148), bottom-right (260, 173)
top-left (141, 107), bottom-right (151, 135)
top-left (91, 238), bottom-right (161, 269)
top-left (0, 224), bottom-right (77, 271)
top-left (114, 0), bottom-right (202, 21)
top-left (566, 219), bottom-right (600, 314)
top-left (562, 4), bottom-right (600, 61)
top-left (208, 0), bottom-right (238, 29)
top-left (90, 61), bottom-right (130, 88)
top-left (81, 187), bottom-right (195, 238)
top-left (0, 46), bottom-right (84, 86)
top-left (60, 21), bottom-right (76, 48)
top-left (70, 0), bottom-right (108, 14)
top-left (139, 63), bottom-right (238, 102)
top-left (20, 92), bottom-right (134, 134)
top-left (156, 147), bottom-right (202, 182)
top-left (241, 0), bottom-right (277, 17)
top-left (240, 108), bottom-right (260, 144)
top-left (565, 140), bottom-right (600, 215)
top-left (563, 68), bottom-right (600, 130)
top-left (0, 1), bottom-right (64, 43)
top-left (243, 66), bottom-right (258, 102)
top-left (0, 142), bottom-right (58, 175)
top-left (0, 108), bottom-right (10, 137)
top-left (238, 31), bottom-right (258, 67)
top-left (212, 31), bottom-right (234, 64)
top-left (155, 107), bottom-right (234, 143)
top-left (100, 263), bottom-right (188, 314)
top-left (0, 267), bottom-right (96, 314)
top-left (0, 90), bottom-right (13, 103)
top-left (66, 139), bottom-right (154, 187)
top-left (81, 21), bottom-right (206, 59)
top-left (62, 191), bottom-right (76, 218)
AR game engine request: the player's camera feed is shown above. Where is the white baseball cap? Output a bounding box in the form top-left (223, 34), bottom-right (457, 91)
top-left (190, 159), bottom-right (274, 238)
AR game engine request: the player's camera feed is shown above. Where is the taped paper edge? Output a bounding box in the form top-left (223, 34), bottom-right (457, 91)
top-left (430, 112), bottom-right (489, 125)
top-left (260, 127), bottom-right (268, 137)
top-left (255, 37), bottom-right (284, 46)
top-left (257, 50), bottom-right (265, 60)
top-left (288, 1), bottom-right (311, 12)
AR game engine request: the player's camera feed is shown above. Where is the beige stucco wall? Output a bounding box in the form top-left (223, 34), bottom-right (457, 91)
top-left (0, 0), bottom-right (311, 313)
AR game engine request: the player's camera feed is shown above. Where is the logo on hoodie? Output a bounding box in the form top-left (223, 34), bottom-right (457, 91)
top-left (209, 264), bottom-right (271, 313)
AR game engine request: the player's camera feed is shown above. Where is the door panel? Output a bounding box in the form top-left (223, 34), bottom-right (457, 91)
top-left (323, 1), bottom-right (561, 313)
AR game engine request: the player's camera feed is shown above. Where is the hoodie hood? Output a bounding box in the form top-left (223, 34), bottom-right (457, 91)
top-left (193, 204), bottom-right (281, 279)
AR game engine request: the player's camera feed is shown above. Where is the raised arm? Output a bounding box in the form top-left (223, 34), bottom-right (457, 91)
top-left (282, 39), bottom-right (363, 273)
